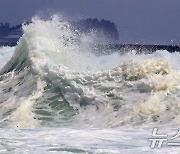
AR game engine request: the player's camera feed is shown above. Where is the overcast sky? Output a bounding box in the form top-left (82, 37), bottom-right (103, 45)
top-left (0, 0), bottom-right (180, 45)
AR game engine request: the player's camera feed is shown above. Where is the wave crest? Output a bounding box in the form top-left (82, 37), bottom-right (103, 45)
top-left (1, 16), bottom-right (180, 128)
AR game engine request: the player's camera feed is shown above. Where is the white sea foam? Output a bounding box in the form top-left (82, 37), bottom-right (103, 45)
top-left (0, 46), bottom-right (15, 69)
top-left (1, 15), bottom-right (180, 154)
top-left (1, 16), bottom-right (180, 128)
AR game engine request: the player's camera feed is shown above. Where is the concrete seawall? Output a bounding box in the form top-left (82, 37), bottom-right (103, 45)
top-left (0, 40), bottom-right (180, 54)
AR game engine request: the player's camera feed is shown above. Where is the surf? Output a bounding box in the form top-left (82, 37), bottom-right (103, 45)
top-left (1, 15), bottom-right (180, 128)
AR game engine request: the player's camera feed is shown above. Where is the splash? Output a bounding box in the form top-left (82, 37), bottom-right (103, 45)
top-left (1, 16), bottom-right (180, 128)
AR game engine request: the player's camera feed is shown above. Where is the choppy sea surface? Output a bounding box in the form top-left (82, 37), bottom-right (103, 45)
top-left (1, 16), bottom-right (180, 153)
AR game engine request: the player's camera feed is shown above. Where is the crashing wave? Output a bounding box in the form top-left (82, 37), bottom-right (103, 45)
top-left (1, 16), bottom-right (180, 128)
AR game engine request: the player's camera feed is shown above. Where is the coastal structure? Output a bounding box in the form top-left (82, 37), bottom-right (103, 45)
top-left (0, 23), bottom-right (22, 46)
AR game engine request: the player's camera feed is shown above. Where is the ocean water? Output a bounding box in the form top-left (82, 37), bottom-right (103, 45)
top-left (1, 16), bottom-right (180, 153)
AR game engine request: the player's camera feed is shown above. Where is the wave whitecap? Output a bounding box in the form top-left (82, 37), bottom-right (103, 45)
top-left (1, 16), bottom-right (180, 128)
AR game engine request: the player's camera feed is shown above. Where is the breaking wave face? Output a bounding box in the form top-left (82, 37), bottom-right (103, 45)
top-left (1, 16), bottom-right (180, 128)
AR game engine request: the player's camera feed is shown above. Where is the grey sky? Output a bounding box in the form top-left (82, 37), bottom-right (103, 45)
top-left (0, 0), bottom-right (180, 45)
